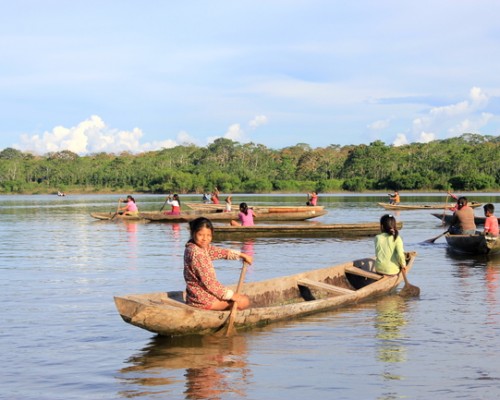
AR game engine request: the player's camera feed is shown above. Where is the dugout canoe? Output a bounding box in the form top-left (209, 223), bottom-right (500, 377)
top-left (431, 213), bottom-right (498, 226)
top-left (185, 202), bottom-right (325, 214)
top-left (114, 251), bottom-right (417, 336)
top-left (142, 209), bottom-right (327, 223)
top-left (378, 202), bottom-right (482, 211)
top-left (212, 221), bottom-right (403, 239)
top-left (445, 234), bottom-right (500, 255)
top-left (90, 212), bottom-right (144, 221)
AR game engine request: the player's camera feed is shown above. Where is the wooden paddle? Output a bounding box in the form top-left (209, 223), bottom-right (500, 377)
top-left (159, 197), bottom-right (169, 212)
top-left (399, 267), bottom-right (420, 297)
top-left (441, 194), bottom-right (449, 225)
top-left (423, 230), bottom-right (448, 243)
top-left (111, 200), bottom-right (121, 220)
top-left (224, 261), bottom-right (248, 337)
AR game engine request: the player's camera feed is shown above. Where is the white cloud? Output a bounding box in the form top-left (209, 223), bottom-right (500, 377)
top-left (14, 115), bottom-right (179, 155)
top-left (417, 132), bottom-right (436, 143)
top-left (392, 133), bottom-right (408, 147)
top-left (367, 118), bottom-right (390, 130)
top-left (249, 115), bottom-right (268, 129)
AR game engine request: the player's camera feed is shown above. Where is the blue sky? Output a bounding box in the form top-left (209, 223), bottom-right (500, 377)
top-left (1, 1), bottom-right (499, 155)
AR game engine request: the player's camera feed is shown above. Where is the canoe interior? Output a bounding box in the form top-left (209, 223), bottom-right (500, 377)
top-left (114, 252), bottom-right (417, 336)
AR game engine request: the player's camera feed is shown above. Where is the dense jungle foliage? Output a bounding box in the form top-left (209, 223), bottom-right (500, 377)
top-left (0, 133), bottom-right (498, 194)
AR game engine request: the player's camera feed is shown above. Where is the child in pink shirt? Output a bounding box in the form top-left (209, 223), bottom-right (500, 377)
top-left (483, 203), bottom-right (499, 237)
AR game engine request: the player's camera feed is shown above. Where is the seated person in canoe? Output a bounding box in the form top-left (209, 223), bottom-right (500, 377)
top-left (483, 203), bottom-right (499, 237)
top-left (375, 214), bottom-right (406, 276)
top-left (388, 191), bottom-right (400, 205)
top-left (184, 217), bottom-right (252, 311)
top-left (448, 197), bottom-right (476, 234)
top-left (230, 202), bottom-right (256, 226)
top-left (164, 193), bottom-right (181, 215)
top-left (118, 195), bottom-right (139, 216)
top-left (306, 191), bottom-right (318, 206)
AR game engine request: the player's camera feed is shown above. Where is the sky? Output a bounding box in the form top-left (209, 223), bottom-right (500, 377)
top-left (1, 0), bottom-right (499, 155)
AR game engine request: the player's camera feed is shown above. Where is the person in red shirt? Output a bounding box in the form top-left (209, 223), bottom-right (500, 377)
top-left (483, 203), bottom-right (499, 237)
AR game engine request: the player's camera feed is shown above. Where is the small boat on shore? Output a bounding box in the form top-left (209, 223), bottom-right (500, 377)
top-left (114, 251), bottom-right (417, 336)
top-left (142, 209), bottom-right (327, 223)
top-left (431, 213), bottom-right (497, 226)
top-left (185, 202), bottom-right (325, 214)
top-left (445, 234), bottom-right (500, 255)
top-left (378, 202), bottom-right (481, 211)
top-left (212, 221), bottom-right (403, 239)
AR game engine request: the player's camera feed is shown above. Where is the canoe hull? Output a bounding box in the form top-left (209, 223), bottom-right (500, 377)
top-left (114, 251), bottom-right (417, 336)
top-left (90, 212), bottom-right (144, 221)
top-left (431, 213), bottom-right (498, 227)
top-left (212, 221), bottom-right (403, 238)
top-left (186, 202), bottom-right (325, 214)
top-left (142, 209), bottom-right (327, 222)
top-left (445, 234), bottom-right (500, 255)
top-left (378, 202), bottom-right (481, 210)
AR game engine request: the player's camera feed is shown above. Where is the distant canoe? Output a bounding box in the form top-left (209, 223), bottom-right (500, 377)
top-left (90, 212), bottom-right (144, 221)
top-left (431, 213), bottom-right (498, 226)
top-left (445, 234), bottom-right (500, 255)
top-left (142, 209), bottom-right (327, 223)
top-left (378, 202), bottom-right (482, 211)
top-left (212, 221), bottom-right (403, 239)
top-left (114, 251), bottom-right (417, 337)
top-left (185, 202), bottom-right (325, 214)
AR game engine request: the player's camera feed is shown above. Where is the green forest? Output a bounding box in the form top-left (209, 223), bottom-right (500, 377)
top-left (0, 133), bottom-right (499, 194)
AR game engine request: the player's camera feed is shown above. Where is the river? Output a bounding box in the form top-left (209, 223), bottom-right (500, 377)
top-left (1, 193), bottom-right (499, 399)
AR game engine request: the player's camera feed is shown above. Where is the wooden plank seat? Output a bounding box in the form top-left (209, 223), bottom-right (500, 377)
top-left (297, 278), bottom-right (355, 295)
top-left (344, 265), bottom-right (382, 280)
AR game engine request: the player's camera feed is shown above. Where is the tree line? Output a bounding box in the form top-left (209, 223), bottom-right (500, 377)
top-left (0, 133), bottom-right (498, 194)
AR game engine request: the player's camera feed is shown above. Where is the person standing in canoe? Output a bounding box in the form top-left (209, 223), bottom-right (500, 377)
top-left (118, 195), bottom-right (139, 216)
top-left (375, 214), bottom-right (406, 276)
top-left (448, 196), bottom-right (476, 234)
top-left (483, 203), bottom-right (499, 237)
top-left (388, 191), bottom-right (400, 205)
top-left (165, 193), bottom-right (181, 215)
top-left (224, 196), bottom-right (232, 212)
top-left (230, 202), bottom-right (256, 226)
top-left (211, 187), bottom-right (220, 204)
top-left (184, 217), bottom-right (251, 310)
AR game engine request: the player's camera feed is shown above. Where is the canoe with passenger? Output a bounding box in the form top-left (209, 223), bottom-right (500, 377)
top-left (141, 208), bottom-right (327, 223)
top-left (445, 234), bottom-right (500, 255)
top-left (378, 202), bottom-right (482, 211)
top-left (431, 213), bottom-right (499, 226)
top-left (211, 221), bottom-right (403, 239)
top-left (185, 202), bottom-right (325, 214)
top-left (90, 212), bottom-right (145, 221)
top-left (114, 251), bottom-right (417, 337)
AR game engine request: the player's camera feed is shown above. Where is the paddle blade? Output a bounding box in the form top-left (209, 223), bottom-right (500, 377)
top-left (399, 269), bottom-right (420, 297)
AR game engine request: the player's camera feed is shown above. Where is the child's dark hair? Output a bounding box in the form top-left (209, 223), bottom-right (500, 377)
top-left (380, 214), bottom-right (399, 240)
top-left (173, 194), bottom-right (181, 206)
top-left (126, 195), bottom-right (135, 203)
top-left (483, 203), bottom-right (495, 214)
top-left (189, 217), bottom-right (213, 238)
top-left (239, 202), bottom-right (249, 215)
top-left (457, 196), bottom-right (467, 208)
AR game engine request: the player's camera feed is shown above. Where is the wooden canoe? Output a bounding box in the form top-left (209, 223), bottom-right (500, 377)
top-left (142, 209), bottom-right (328, 223)
top-left (212, 221), bottom-right (403, 239)
top-left (114, 251), bottom-right (417, 336)
top-left (431, 213), bottom-right (498, 226)
top-left (378, 202), bottom-right (482, 210)
top-left (445, 234), bottom-right (500, 255)
top-left (185, 202), bottom-right (325, 214)
top-left (90, 212), bottom-right (144, 221)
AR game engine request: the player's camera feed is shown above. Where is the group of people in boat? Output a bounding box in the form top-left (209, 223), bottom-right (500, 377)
top-left (447, 196), bottom-right (498, 237)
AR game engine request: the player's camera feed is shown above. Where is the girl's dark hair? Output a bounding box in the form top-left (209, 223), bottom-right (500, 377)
top-left (189, 217), bottom-right (213, 237)
top-left (173, 194), bottom-right (181, 206)
top-left (127, 195), bottom-right (135, 203)
top-left (457, 196), bottom-right (467, 208)
top-left (380, 214), bottom-right (399, 240)
top-left (239, 202), bottom-right (249, 215)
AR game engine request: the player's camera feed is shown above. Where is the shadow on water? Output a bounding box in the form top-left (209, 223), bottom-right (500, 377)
top-left (118, 335), bottom-right (250, 399)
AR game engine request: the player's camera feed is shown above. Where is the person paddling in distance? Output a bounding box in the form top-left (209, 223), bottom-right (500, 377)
top-left (483, 203), bottom-right (499, 237)
top-left (165, 193), bottom-right (181, 215)
top-left (184, 217), bottom-right (251, 311)
top-left (230, 202), bottom-right (256, 226)
top-left (375, 214), bottom-right (406, 276)
top-left (306, 191), bottom-right (318, 206)
top-left (118, 195), bottom-right (139, 216)
top-left (388, 191), bottom-right (400, 205)
top-left (448, 196), bottom-right (476, 234)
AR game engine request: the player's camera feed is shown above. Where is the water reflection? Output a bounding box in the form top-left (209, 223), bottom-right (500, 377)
top-left (119, 335), bottom-right (250, 399)
top-left (374, 296), bottom-right (408, 382)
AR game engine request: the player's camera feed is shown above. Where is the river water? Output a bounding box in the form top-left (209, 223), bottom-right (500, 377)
top-left (1, 193), bottom-right (499, 400)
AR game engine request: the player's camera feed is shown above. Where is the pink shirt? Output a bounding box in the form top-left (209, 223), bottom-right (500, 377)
top-left (239, 209), bottom-right (255, 226)
top-left (484, 216), bottom-right (499, 236)
top-left (125, 200), bottom-right (138, 212)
